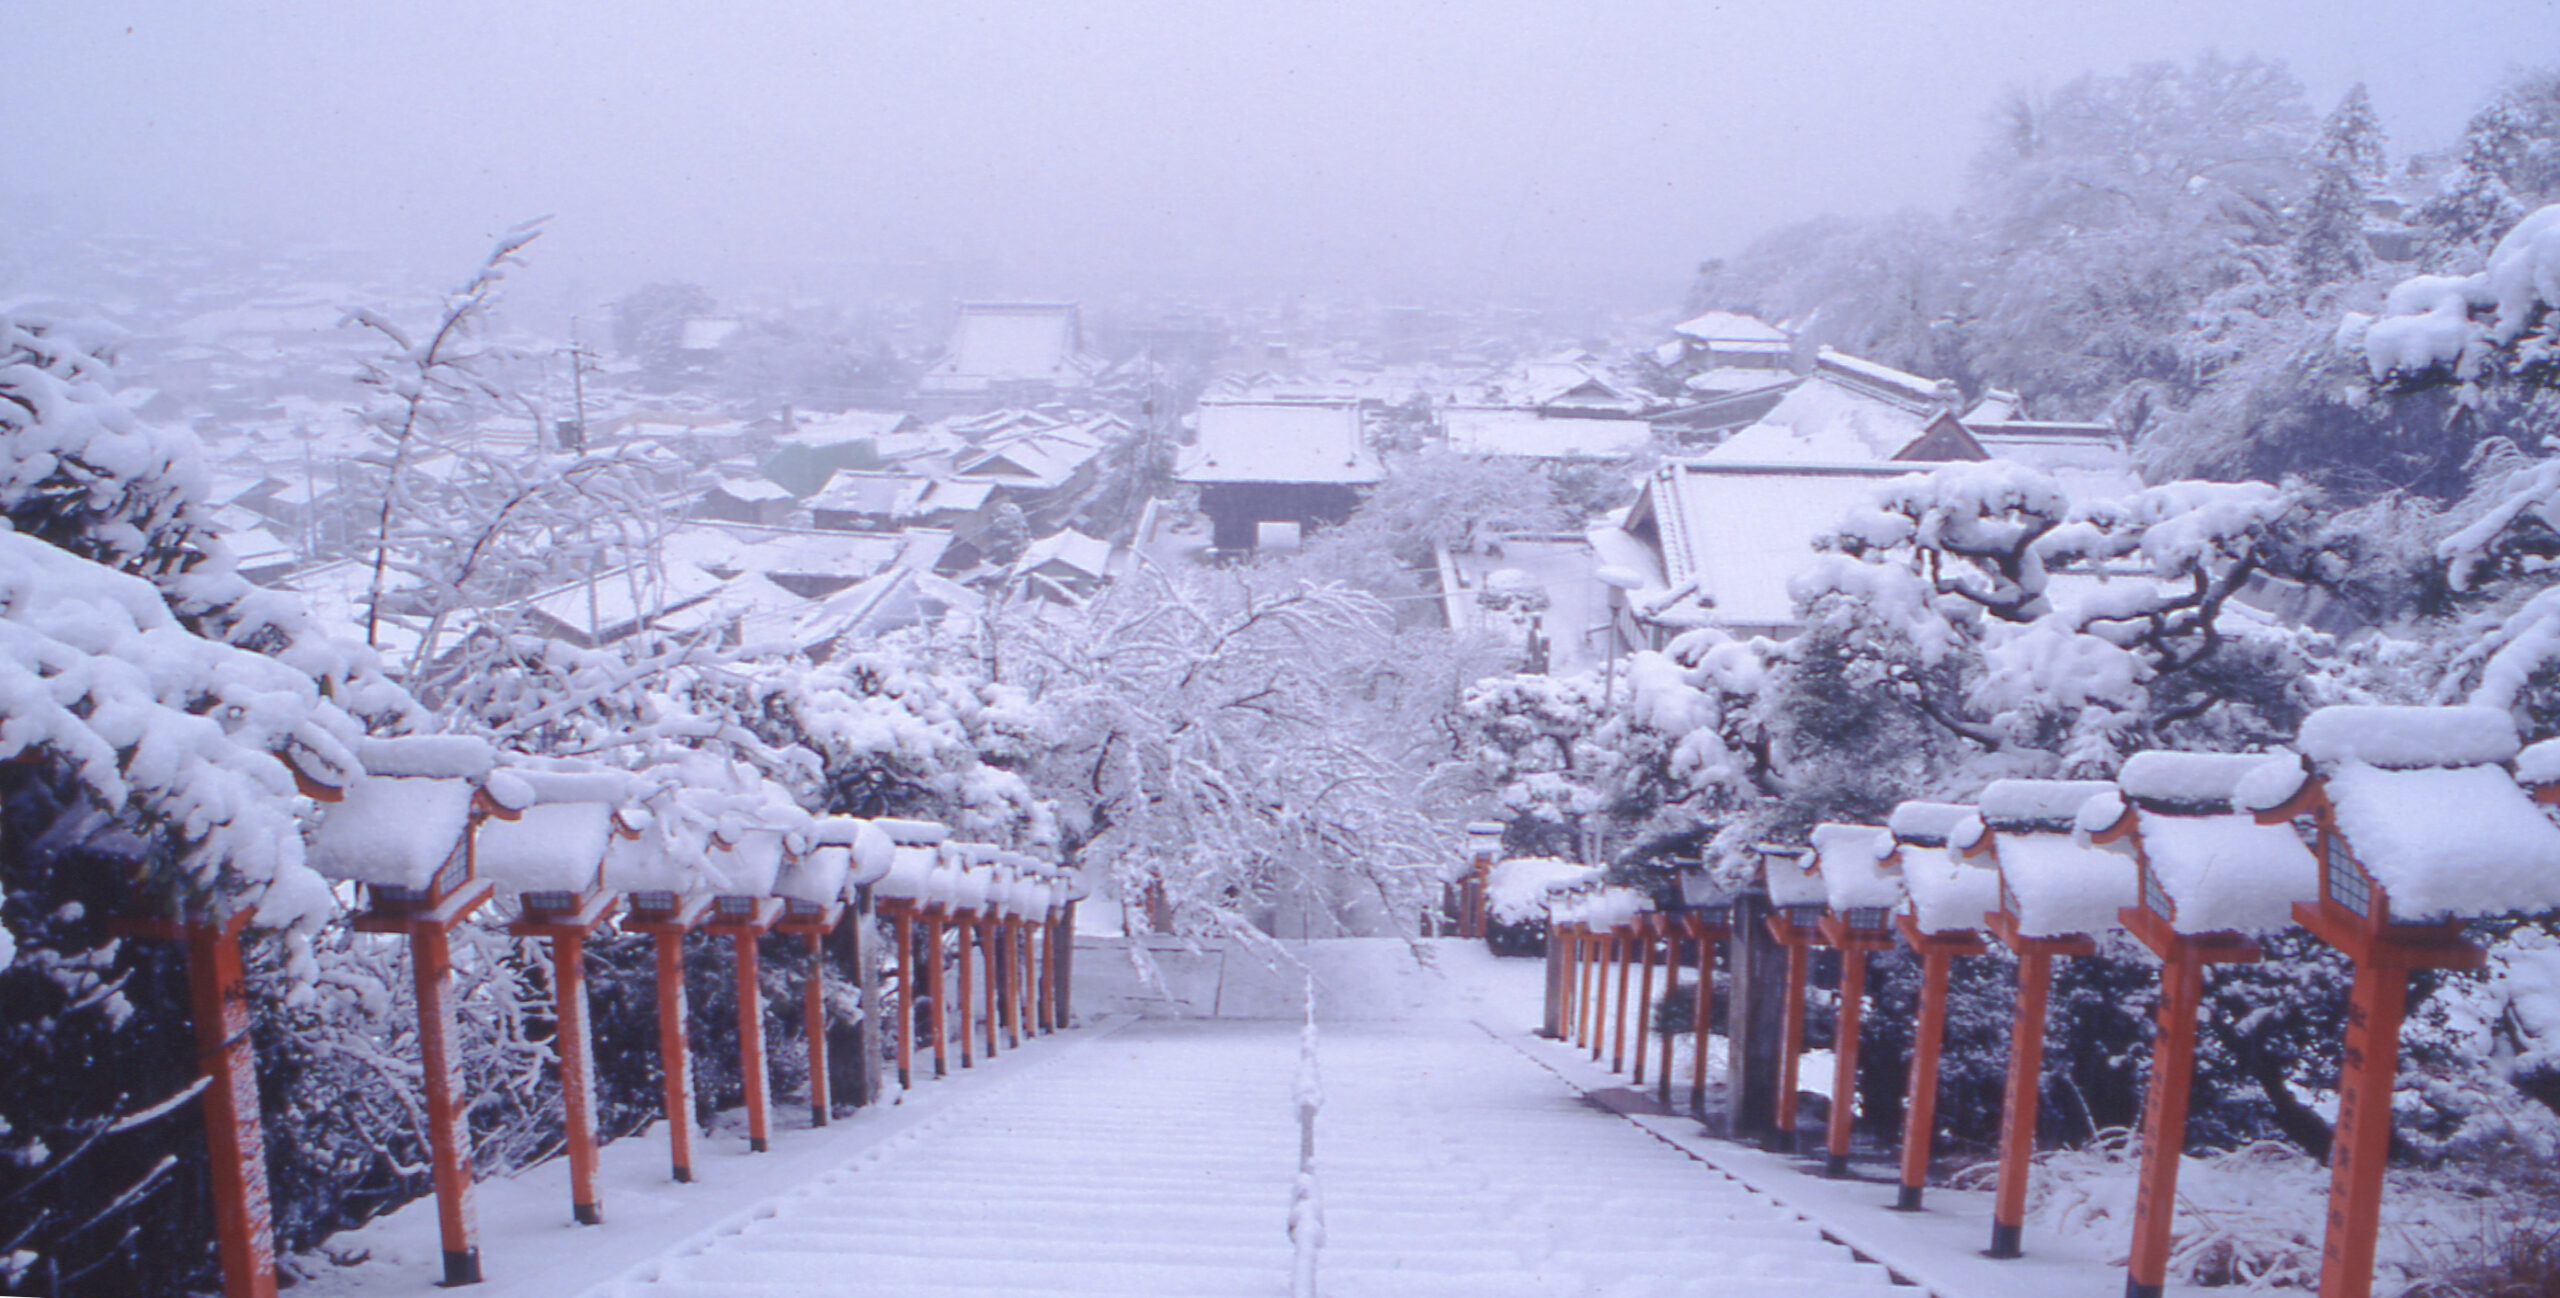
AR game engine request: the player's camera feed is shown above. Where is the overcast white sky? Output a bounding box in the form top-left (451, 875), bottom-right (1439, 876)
top-left (5, 1), bottom-right (2555, 310)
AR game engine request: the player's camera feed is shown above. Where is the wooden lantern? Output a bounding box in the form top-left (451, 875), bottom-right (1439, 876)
top-left (1962, 778), bottom-right (2132, 1261)
top-left (1760, 842), bottom-right (1828, 1151)
top-left (313, 735), bottom-right (518, 1288)
top-left (1808, 823), bottom-right (1902, 1180)
top-left (871, 820), bottom-right (947, 1088)
top-left (700, 813), bottom-right (791, 1153)
top-left (1673, 866), bottom-right (1736, 1116)
top-left (2082, 751), bottom-right (2317, 1298)
top-left (1462, 821), bottom-right (1506, 938)
top-left (2245, 706), bottom-right (2560, 1298)
top-left (773, 818), bottom-right (858, 1127)
top-left (481, 767), bottom-right (630, 1227)
top-left (604, 804), bottom-right (712, 1184)
top-left (1882, 800), bottom-right (1994, 1213)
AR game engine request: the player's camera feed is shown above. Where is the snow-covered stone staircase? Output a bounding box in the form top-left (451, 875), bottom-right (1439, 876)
top-left (599, 1018), bottom-right (1910, 1298)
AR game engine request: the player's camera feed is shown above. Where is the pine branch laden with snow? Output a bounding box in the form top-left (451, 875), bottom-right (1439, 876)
top-left (1800, 461), bottom-right (2306, 769)
top-left (0, 530), bottom-right (361, 959)
top-left (2344, 201), bottom-right (2560, 391)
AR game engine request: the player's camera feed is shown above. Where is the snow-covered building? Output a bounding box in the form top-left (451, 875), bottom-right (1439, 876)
top-left (696, 477), bottom-right (798, 526)
top-left (1177, 399), bottom-right (1384, 552)
top-left (919, 302), bottom-right (1099, 402)
top-left (1008, 528), bottom-right (1119, 606)
top-left (1441, 407), bottom-right (1652, 462)
top-left (807, 470), bottom-right (932, 533)
top-left (1664, 311), bottom-right (1795, 373)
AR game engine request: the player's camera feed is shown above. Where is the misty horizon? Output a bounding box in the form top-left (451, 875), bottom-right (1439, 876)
top-left (9, 0), bottom-right (2555, 322)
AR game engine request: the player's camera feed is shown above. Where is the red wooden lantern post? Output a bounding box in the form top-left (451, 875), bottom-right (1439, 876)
top-left (1682, 904), bottom-right (1732, 1116)
top-left (313, 740), bottom-right (519, 1287)
top-left (1632, 913), bottom-right (1659, 1086)
top-left (2083, 752), bottom-right (2318, 1298)
top-left (480, 772), bottom-right (632, 1226)
top-left (1610, 911), bottom-right (1641, 1073)
top-left (1760, 844), bottom-right (1826, 1151)
top-left (619, 891), bottom-right (710, 1181)
top-left (1462, 822), bottom-right (1505, 938)
top-left (777, 819), bottom-right (877, 1128)
top-left (1960, 779), bottom-right (2132, 1261)
top-left (702, 818), bottom-right (791, 1153)
top-left (2247, 707), bottom-right (2560, 1298)
top-left (944, 850), bottom-right (991, 1069)
top-left (1809, 823), bottom-right (1902, 1180)
top-left (109, 904), bottom-right (280, 1298)
top-left (873, 821), bottom-right (947, 1089)
top-left (1883, 800), bottom-right (1993, 1212)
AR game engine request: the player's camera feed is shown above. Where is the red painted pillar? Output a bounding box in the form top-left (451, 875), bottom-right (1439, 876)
top-left (732, 930), bottom-right (770, 1149)
top-left (2127, 946), bottom-right (2205, 1298)
top-left (1826, 941), bottom-right (1870, 1178)
top-left (652, 932), bottom-right (696, 1178)
top-left (412, 923), bottom-right (481, 1286)
top-left (1633, 920), bottom-right (1658, 1087)
top-left (1611, 927), bottom-right (1635, 1072)
top-left (1895, 941), bottom-right (1960, 1210)
top-left (2320, 956), bottom-right (2411, 1298)
top-left (1689, 922), bottom-right (1716, 1117)
top-left (555, 936), bottom-right (603, 1221)
top-left (1775, 941), bottom-right (1808, 1148)
top-left (184, 913), bottom-right (278, 1298)
top-left (801, 930), bottom-right (830, 1125)
top-left (1591, 931), bottom-right (1614, 1062)
top-left (1989, 948), bottom-right (2054, 1259)
top-left (1654, 930), bottom-right (1678, 1104)
top-left (954, 910), bottom-right (976, 1069)
top-left (890, 903), bottom-right (915, 1088)
top-left (1001, 917), bottom-right (1023, 1049)
top-left (981, 916), bottom-right (1001, 1058)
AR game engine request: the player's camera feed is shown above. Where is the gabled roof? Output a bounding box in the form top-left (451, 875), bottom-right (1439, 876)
top-left (1672, 311), bottom-right (1791, 345)
top-left (1013, 528), bottom-right (1115, 583)
top-left (956, 423), bottom-right (1109, 488)
top-left (1443, 407), bottom-right (1652, 460)
top-left (1704, 376), bottom-right (1951, 464)
top-left (809, 470), bottom-right (929, 517)
top-left (1617, 460), bottom-right (1918, 632)
top-left (790, 567), bottom-right (984, 656)
top-left (924, 303), bottom-right (1091, 388)
top-left (1176, 400), bottom-right (1383, 486)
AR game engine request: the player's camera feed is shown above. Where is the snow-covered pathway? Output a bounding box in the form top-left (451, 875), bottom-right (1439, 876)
top-left (590, 1017), bottom-right (1910, 1298)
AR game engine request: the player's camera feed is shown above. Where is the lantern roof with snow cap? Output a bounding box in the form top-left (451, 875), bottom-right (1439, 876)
top-left (1760, 841), bottom-right (1826, 912)
top-left (1893, 802), bottom-right (2002, 938)
top-left (1972, 779), bottom-right (2137, 940)
top-left (817, 818), bottom-right (899, 892)
top-left (310, 734), bottom-right (520, 911)
top-left (1487, 859), bottom-right (1602, 927)
top-left (2247, 705), bottom-right (2560, 926)
top-left (2086, 751), bottom-right (2318, 936)
top-left (1808, 823), bottom-right (1900, 918)
top-left (471, 764), bottom-right (636, 908)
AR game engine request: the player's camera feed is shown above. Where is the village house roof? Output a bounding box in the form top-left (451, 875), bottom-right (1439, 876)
top-left (1615, 460), bottom-right (1923, 633)
top-left (1442, 407), bottom-right (1652, 460)
top-left (1176, 399), bottom-right (1384, 486)
top-left (922, 303), bottom-right (1094, 392)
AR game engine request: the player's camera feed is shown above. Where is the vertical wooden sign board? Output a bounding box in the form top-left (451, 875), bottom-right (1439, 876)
top-left (353, 877), bottom-right (498, 1286)
top-left (1815, 913), bottom-right (1898, 1178)
top-left (704, 897), bottom-right (784, 1151)
top-left (505, 892), bottom-right (620, 1224)
top-left (773, 900), bottom-right (844, 1128)
top-left (111, 909), bottom-right (279, 1298)
top-left (621, 894), bottom-right (712, 1181)
top-left (1890, 915), bottom-right (1984, 1211)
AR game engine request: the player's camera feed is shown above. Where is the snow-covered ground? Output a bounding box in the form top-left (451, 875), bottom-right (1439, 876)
top-left (289, 939), bottom-right (2203, 1297)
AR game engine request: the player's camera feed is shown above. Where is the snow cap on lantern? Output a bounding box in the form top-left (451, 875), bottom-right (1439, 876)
top-left (1809, 823), bottom-right (1900, 921)
top-left (1486, 859), bottom-right (1601, 928)
top-left (1890, 800), bottom-right (2000, 936)
top-left (2260, 705), bottom-right (2560, 923)
top-left (309, 734), bottom-right (508, 907)
top-left (872, 820), bottom-right (947, 903)
top-left (815, 817), bottom-right (898, 891)
top-left (2099, 751), bottom-right (2317, 934)
top-left (471, 764), bottom-right (633, 907)
top-left (1760, 842), bottom-right (1825, 913)
top-left (1977, 778), bottom-right (2137, 939)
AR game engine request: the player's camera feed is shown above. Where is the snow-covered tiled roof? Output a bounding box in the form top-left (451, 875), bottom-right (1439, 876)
top-left (1176, 400), bottom-right (1383, 486)
top-left (1672, 311), bottom-right (1790, 345)
top-left (926, 303), bottom-right (1088, 386)
top-left (1619, 460), bottom-right (1915, 632)
top-left (1443, 407), bottom-right (1652, 460)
